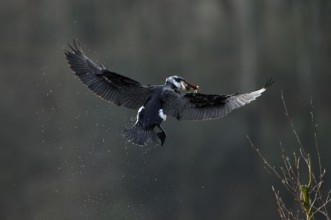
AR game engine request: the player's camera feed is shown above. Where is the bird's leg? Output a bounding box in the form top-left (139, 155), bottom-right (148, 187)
top-left (155, 125), bottom-right (166, 146)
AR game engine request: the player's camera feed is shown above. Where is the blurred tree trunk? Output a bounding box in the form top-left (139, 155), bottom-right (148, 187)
top-left (293, 2), bottom-right (313, 99)
top-left (234, 0), bottom-right (258, 91)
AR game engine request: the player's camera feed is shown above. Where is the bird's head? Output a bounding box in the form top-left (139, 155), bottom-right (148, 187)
top-left (165, 75), bottom-right (199, 92)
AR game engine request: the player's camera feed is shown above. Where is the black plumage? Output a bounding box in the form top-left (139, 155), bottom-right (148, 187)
top-left (65, 40), bottom-right (273, 146)
top-left (65, 40), bottom-right (153, 109)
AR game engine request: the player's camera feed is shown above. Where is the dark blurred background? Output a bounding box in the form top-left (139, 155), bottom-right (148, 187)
top-left (1, 0), bottom-right (330, 219)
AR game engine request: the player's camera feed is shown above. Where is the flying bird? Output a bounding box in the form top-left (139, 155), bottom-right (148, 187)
top-left (65, 40), bottom-right (273, 146)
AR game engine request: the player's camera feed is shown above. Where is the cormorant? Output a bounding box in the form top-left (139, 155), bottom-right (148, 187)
top-left (65, 40), bottom-right (273, 146)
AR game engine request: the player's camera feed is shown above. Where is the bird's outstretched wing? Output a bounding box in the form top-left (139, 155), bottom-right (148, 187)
top-left (65, 40), bottom-right (153, 110)
top-left (163, 79), bottom-right (273, 120)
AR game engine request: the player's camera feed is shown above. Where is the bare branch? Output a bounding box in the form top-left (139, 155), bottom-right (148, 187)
top-left (249, 92), bottom-right (331, 220)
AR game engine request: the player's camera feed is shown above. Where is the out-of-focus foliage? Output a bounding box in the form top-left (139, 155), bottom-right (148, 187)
top-left (0, 0), bottom-right (330, 219)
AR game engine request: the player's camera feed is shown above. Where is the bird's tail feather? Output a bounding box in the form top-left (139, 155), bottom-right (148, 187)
top-left (123, 123), bottom-right (161, 146)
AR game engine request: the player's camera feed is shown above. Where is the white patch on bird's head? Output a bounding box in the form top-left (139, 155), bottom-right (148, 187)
top-left (165, 75), bottom-right (186, 90)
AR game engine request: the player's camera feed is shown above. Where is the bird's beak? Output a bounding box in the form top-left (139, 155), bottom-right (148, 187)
top-left (182, 80), bottom-right (199, 92)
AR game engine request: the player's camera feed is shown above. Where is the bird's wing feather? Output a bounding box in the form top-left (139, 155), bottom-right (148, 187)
top-left (65, 40), bottom-right (153, 110)
top-left (163, 79), bottom-right (273, 120)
